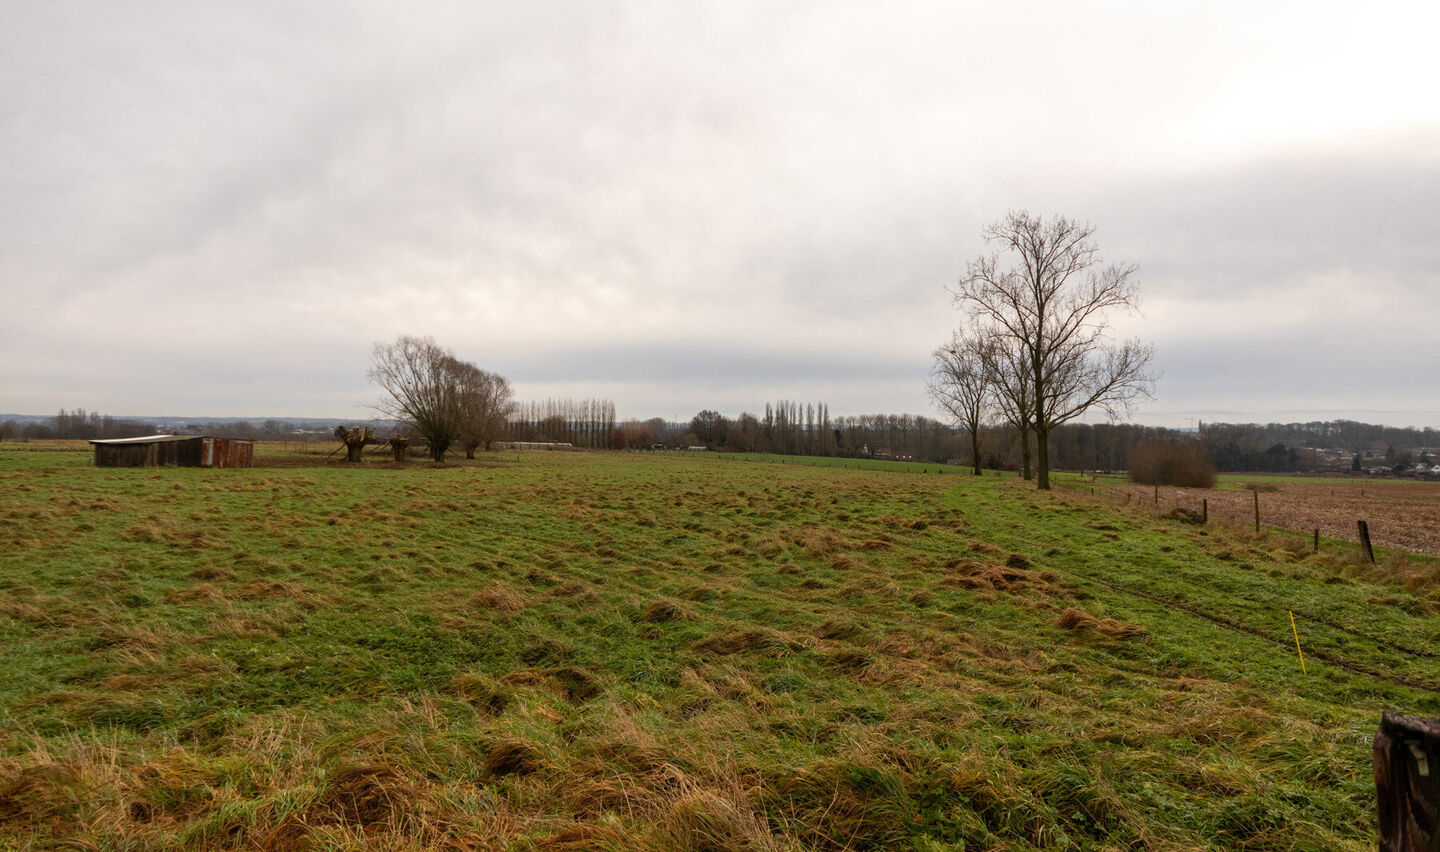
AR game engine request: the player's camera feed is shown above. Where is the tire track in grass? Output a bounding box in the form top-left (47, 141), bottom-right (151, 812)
top-left (1066, 570), bottom-right (1440, 694)
top-left (1283, 608), bottom-right (1436, 659)
top-left (1091, 556), bottom-right (1438, 662)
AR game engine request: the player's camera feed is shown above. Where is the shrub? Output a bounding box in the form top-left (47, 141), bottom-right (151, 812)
top-left (1128, 439), bottom-right (1216, 488)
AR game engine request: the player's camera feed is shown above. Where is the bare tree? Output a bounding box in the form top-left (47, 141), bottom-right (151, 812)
top-left (455, 363), bottom-right (516, 457)
top-left (369, 336), bottom-right (466, 462)
top-left (977, 326), bottom-right (1036, 480)
top-left (929, 329), bottom-right (991, 475)
top-left (952, 211), bottom-right (1154, 489)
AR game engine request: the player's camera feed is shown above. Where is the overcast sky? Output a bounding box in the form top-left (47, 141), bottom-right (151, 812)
top-left (2, 2), bottom-right (1437, 427)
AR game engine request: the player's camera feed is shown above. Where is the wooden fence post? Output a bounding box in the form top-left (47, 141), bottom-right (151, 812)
top-left (1358, 520), bottom-right (1376, 564)
top-left (1313, 528), bottom-right (1319, 554)
top-left (1153, 485), bottom-right (1158, 506)
top-left (1202, 499), bottom-right (1208, 524)
top-left (1253, 489), bottom-right (1260, 533)
top-left (1374, 710), bottom-right (1440, 851)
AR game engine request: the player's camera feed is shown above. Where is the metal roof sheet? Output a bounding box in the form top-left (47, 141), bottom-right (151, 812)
top-left (88, 435), bottom-right (195, 445)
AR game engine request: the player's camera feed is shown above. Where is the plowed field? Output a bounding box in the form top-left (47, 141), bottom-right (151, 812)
top-left (1115, 478), bottom-right (1440, 556)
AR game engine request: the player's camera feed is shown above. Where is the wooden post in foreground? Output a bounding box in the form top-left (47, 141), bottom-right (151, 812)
top-left (1359, 520), bottom-right (1376, 564)
top-left (1202, 499), bottom-right (1208, 524)
top-left (1253, 489), bottom-right (1260, 533)
top-left (1374, 710), bottom-right (1440, 851)
top-left (1313, 528), bottom-right (1320, 554)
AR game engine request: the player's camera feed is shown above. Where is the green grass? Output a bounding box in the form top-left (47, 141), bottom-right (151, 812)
top-left (1, 441), bottom-right (1435, 850)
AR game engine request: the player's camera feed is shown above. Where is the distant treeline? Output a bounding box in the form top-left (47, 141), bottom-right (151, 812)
top-left (660, 409), bottom-right (1440, 474)
top-left (501, 399), bottom-right (618, 449)
top-left (2, 410), bottom-right (159, 441)
top-left (6, 407), bottom-right (1436, 475)
top-left (0, 410), bottom-right (382, 442)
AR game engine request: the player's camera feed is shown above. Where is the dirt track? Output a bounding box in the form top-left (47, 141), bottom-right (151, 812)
top-left (1113, 478), bottom-right (1440, 558)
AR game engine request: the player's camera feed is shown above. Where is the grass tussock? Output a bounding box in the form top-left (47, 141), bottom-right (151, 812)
top-left (1057, 608), bottom-right (1148, 640)
top-left (471, 582), bottom-right (529, 613)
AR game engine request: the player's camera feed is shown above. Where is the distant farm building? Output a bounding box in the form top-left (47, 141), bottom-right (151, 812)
top-left (89, 435), bottom-right (254, 468)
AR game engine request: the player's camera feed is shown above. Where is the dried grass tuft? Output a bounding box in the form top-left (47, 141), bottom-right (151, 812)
top-left (639, 599), bottom-right (687, 623)
top-left (486, 740), bottom-right (542, 777)
top-left (471, 583), bottom-right (528, 613)
top-left (1097, 618), bottom-right (1148, 639)
top-left (1056, 608), bottom-right (1099, 630)
top-left (316, 764), bottom-right (406, 828)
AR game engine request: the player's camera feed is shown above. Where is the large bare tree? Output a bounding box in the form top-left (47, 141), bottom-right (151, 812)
top-left (928, 328), bottom-right (991, 475)
top-left (455, 362), bottom-right (516, 458)
top-left (369, 336), bottom-right (467, 462)
top-left (952, 211), bottom-right (1154, 489)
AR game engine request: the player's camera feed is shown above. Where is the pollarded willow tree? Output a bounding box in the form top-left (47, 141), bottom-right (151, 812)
top-left (369, 335), bottom-right (513, 463)
top-left (952, 211), bottom-right (1155, 489)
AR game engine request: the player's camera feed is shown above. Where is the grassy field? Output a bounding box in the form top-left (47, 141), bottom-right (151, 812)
top-left (2, 442), bottom-right (1438, 850)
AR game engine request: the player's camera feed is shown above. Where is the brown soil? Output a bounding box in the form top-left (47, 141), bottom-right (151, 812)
top-left (1115, 478), bottom-right (1440, 557)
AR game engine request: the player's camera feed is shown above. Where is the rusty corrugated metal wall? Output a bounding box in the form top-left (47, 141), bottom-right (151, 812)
top-left (203, 438), bottom-right (254, 468)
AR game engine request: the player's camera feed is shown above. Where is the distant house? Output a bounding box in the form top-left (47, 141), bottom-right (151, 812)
top-left (89, 435), bottom-right (254, 468)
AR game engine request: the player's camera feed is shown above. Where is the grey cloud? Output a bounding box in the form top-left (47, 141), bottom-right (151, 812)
top-left (3, 4), bottom-right (1438, 426)
top-left (1091, 138), bottom-right (1440, 297)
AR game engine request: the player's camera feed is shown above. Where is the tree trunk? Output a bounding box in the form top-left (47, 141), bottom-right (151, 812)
top-left (970, 426), bottom-right (982, 475)
top-left (345, 442), bottom-right (364, 463)
top-left (1036, 428), bottom-right (1051, 489)
top-left (1020, 427), bottom-right (1032, 480)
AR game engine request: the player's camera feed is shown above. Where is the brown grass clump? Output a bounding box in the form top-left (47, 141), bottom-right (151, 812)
top-left (315, 764), bottom-right (407, 828)
top-left (164, 583), bottom-right (225, 603)
top-left (940, 560), bottom-right (1067, 598)
top-left (471, 582), bottom-right (528, 613)
top-left (257, 815), bottom-right (311, 852)
top-left (233, 580), bottom-right (324, 612)
top-left (1057, 608), bottom-right (1147, 639)
top-left (550, 667), bottom-right (601, 703)
top-left (651, 788), bottom-right (781, 852)
top-left (1096, 618), bottom-right (1148, 639)
top-left (693, 629), bottom-right (797, 657)
top-left (0, 763), bottom-right (79, 825)
top-left (639, 599), bottom-right (687, 623)
top-left (446, 672), bottom-right (510, 715)
top-left (764, 760), bottom-right (911, 851)
top-left (816, 618), bottom-right (864, 641)
top-left (234, 580), bottom-right (309, 600)
top-left (486, 740), bottom-right (542, 777)
top-left (541, 822), bottom-right (645, 851)
top-left (794, 526), bottom-right (840, 556)
top-left (824, 648), bottom-right (877, 674)
top-left (1056, 608), bottom-right (1099, 630)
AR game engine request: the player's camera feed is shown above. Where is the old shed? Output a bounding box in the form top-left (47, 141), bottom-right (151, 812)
top-left (90, 435), bottom-right (254, 468)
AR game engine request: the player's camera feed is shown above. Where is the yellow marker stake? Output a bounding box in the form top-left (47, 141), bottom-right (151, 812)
top-left (1289, 610), bottom-right (1307, 674)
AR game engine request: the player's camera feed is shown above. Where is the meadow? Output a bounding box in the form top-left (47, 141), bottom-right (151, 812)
top-left (2, 442), bottom-right (1439, 850)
